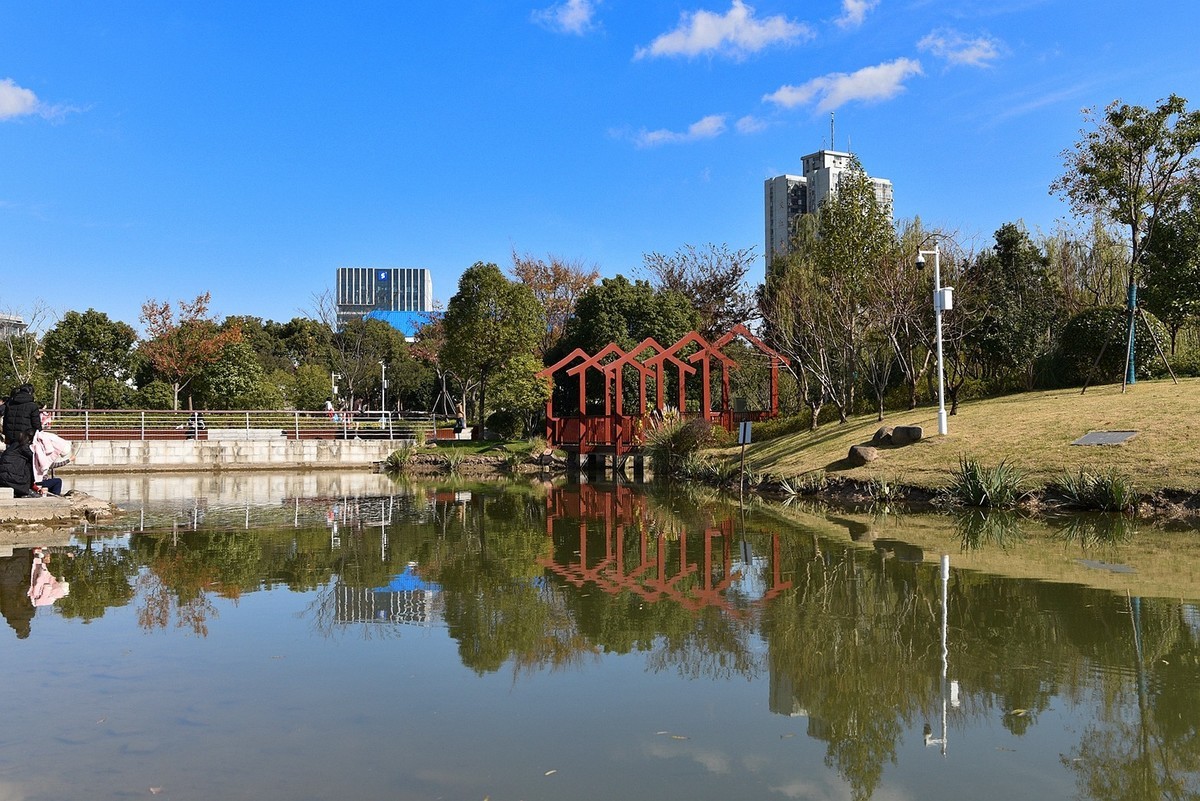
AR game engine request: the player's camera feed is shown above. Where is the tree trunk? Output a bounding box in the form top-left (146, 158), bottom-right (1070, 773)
top-left (476, 373), bottom-right (487, 440)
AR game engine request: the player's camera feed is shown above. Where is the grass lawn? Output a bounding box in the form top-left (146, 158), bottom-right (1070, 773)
top-left (735, 377), bottom-right (1200, 492)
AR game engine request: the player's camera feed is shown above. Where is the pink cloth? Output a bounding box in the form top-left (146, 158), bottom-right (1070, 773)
top-left (31, 431), bottom-right (70, 483)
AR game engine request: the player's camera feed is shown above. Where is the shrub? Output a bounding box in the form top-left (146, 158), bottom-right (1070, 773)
top-left (946, 458), bottom-right (1027, 508)
top-left (747, 413), bottom-right (811, 442)
top-left (1052, 306), bottom-right (1169, 386)
top-left (1051, 468), bottom-right (1138, 512)
top-left (138, 380), bottom-right (176, 410)
top-left (485, 409), bottom-right (522, 441)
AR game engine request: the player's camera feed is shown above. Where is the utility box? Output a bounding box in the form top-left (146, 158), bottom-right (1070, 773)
top-left (936, 287), bottom-right (954, 312)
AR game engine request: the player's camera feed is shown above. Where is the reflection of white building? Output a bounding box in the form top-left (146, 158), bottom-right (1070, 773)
top-left (335, 564), bottom-right (441, 626)
top-left (764, 150), bottom-right (894, 267)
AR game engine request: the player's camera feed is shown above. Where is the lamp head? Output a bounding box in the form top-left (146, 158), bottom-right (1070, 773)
top-left (915, 252), bottom-right (926, 271)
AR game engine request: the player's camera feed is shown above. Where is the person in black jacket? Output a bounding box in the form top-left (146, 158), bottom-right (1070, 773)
top-left (0, 430), bottom-right (36, 497)
top-left (2, 384), bottom-right (40, 444)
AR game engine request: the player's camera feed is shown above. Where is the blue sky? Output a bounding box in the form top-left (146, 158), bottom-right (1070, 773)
top-left (2, 1), bottom-right (1198, 331)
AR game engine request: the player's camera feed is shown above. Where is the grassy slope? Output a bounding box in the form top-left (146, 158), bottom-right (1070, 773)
top-left (738, 377), bottom-right (1200, 492)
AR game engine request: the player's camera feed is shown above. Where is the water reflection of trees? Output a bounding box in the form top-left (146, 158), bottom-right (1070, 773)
top-left (36, 481), bottom-right (1200, 799)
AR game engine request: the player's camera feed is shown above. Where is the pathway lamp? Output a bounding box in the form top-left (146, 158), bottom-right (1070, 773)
top-left (916, 246), bottom-right (953, 436)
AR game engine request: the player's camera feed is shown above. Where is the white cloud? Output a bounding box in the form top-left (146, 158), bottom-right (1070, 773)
top-left (736, 114), bottom-right (767, 134)
top-left (836, 0), bottom-right (879, 28)
top-left (763, 57), bottom-right (923, 112)
top-left (634, 0), bottom-right (812, 60)
top-left (633, 114), bottom-right (727, 147)
top-left (532, 0), bottom-right (598, 35)
top-left (0, 79), bottom-right (39, 120)
top-left (917, 28), bottom-right (1004, 67)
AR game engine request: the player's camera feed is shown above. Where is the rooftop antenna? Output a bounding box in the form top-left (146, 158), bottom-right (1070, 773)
top-left (830, 112), bottom-right (835, 151)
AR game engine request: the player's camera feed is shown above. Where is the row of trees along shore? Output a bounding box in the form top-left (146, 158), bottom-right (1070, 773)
top-left (5, 95), bottom-right (1200, 436)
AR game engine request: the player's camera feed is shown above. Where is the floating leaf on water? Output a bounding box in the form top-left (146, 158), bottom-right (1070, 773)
top-left (1007, 709), bottom-right (1028, 716)
top-left (150, 789), bottom-right (163, 796)
top-left (670, 735), bottom-right (690, 740)
top-left (781, 733), bottom-right (796, 739)
top-left (656, 731), bottom-right (669, 735)
top-left (544, 769), bottom-right (557, 776)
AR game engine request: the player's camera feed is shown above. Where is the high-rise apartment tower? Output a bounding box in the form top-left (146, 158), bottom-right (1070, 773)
top-left (764, 150), bottom-right (893, 268)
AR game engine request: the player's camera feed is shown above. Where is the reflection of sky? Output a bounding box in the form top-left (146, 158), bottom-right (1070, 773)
top-left (377, 564), bottom-right (440, 594)
top-left (727, 552), bottom-right (769, 602)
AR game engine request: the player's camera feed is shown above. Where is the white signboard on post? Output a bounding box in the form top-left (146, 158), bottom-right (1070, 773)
top-left (738, 421), bottom-right (752, 445)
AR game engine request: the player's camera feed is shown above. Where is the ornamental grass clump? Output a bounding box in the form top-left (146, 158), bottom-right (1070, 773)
top-left (441, 449), bottom-right (466, 474)
top-left (1053, 468), bottom-right (1138, 513)
top-left (643, 407), bottom-right (716, 478)
top-left (384, 444), bottom-right (417, 472)
top-left (947, 458), bottom-right (1028, 508)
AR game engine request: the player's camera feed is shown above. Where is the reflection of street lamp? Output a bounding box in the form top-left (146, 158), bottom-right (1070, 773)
top-left (925, 553), bottom-right (951, 755)
top-left (916, 246), bottom-right (953, 436)
top-left (379, 361), bottom-right (388, 412)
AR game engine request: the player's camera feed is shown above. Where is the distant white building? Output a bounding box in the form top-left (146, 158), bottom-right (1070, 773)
top-left (0, 313), bottom-right (27, 338)
top-left (764, 150), bottom-right (893, 268)
top-left (335, 267), bottom-right (434, 329)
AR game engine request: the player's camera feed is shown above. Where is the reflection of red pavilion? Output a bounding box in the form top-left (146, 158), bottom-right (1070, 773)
top-left (540, 484), bottom-right (791, 616)
top-left (536, 325), bottom-right (790, 471)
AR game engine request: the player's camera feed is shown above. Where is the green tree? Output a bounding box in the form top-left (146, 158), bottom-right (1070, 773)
top-left (440, 262), bottom-right (544, 430)
top-left (41, 309), bottom-right (137, 408)
top-left (329, 317), bottom-right (411, 410)
top-left (760, 159), bottom-right (897, 424)
top-left (192, 340), bottom-right (277, 409)
top-left (641, 243), bottom-right (757, 339)
top-left (286, 363), bottom-right (336, 410)
top-left (1052, 95), bottom-right (1200, 380)
top-left (558, 275), bottom-right (699, 355)
top-left (965, 223), bottom-right (1063, 389)
top-left (1143, 183), bottom-right (1200, 353)
top-left (490, 352), bottom-right (552, 436)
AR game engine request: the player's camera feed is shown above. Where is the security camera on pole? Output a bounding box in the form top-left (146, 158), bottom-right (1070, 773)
top-left (915, 245), bottom-right (953, 436)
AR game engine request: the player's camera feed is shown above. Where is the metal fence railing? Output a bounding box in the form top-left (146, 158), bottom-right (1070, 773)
top-left (44, 409), bottom-right (438, 442)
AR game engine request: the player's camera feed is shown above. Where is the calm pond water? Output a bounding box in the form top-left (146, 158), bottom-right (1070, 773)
top-left (3, 471), bottom-right (1200, 801)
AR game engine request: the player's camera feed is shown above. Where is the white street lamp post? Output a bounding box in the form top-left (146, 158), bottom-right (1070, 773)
top-left (917, 245), bottom-right (952, 436)
top-left (379, 361), bottom-right (388, 413)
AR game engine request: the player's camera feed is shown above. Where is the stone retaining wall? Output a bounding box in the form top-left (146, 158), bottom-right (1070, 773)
top-left (66, 437), bottom-right (407, 472)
